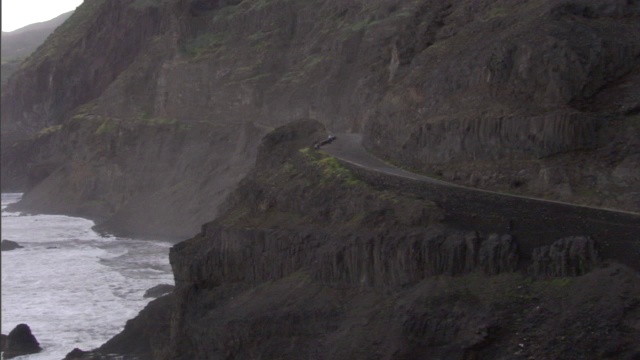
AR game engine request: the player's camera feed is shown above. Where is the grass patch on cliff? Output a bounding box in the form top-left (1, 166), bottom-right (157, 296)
top-left (626, 113), bottom-right (640, 131)
top-left (131, 0), bottom-right (171, 9)
top-left (278, 54), bottom-right (326, 84)
top-left (300, 149), bottom-right (365, 187)
top-left (37, 125), bottom-right (63, 137)
top-left (144, 117), bottom-right (177, 126)
top-left (182, 33), bottom-right (228, 57)
top-left (95, 119), bottom-right (118, 135)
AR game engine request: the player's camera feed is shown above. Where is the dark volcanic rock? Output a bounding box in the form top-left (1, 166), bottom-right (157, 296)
top-left (97, 295), bottom-right (172, 359)
top-left (255, 118), bottom-right (327, 170)
top-left (1, 239), bottom-right (23, 251)
top-left (63, 295), bottom-right (172, 360)
top-left (88, 122), bottom-right (639, 360)
top-left (63, 348), bottom-right (91, 359)
top-left (2, 0), bottom-right (638, 240)
top-left (1, 324), bottom-right (42, 359)
top-left (531, 236), bottom-right (600, 277)
top-left (143, 284), bottom-right (174, 298)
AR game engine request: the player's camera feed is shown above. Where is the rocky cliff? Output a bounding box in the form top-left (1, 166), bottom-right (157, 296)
top-left (363, 0), bottom-right (640, 210)
top-left (3, 0), bottom-right (639, 239)
top-left (67, 120), bottom-right (640, 360)
top-left (1, 11), bottom-right (74, 86)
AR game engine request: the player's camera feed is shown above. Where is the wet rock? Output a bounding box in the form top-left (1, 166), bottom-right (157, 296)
top-left (1, 323), bottom-right (42, 359)
top-left (531, 236), bottom-right (600, 277)
top-left (62, 348), bottom-right (115, 360)
top-left (1, 239), bottom-right (23, 251)
top-left (63, 348), bottom-right (89, 359)
top-left (94, 295), bottom-right (173, 359)
top-left (143, 284), bottom-right (175, 298)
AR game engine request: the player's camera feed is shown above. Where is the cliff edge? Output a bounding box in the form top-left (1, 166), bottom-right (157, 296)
top-left (68, 120), bottom-right (640, 360)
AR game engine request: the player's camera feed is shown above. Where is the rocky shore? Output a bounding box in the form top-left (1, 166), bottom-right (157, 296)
top-left (1, 324), bottom-right (42, 359)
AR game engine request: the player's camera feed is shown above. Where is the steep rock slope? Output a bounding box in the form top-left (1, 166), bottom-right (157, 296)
top-left (70, 120), bottom-right (640, 360)
top-left (2, 0), bottom-right (639, 235)
top-left (7, 117), bottom-right (263, 239)
top-left (1, 11), bottom-right (74, 86)
top-left (364, 0), bottom-right (640, 210)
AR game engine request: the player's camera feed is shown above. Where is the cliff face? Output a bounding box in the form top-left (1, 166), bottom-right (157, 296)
top-left (7, 117), bottom-right (263, 239)
top-left (1, 11), bottom-right (74, 86)
top-left (2, 0), bottom-right (639, 236)
top-left (363, 0), bottom-right (640, 210)
top-left (71, 120), bottom-right (639, 360)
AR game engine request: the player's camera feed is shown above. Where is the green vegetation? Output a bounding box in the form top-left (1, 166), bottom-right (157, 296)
top-left (37, 125), bottom-right (63, 137)
top-left (144, 117), bottom-right (178, 126)
top-left (182, 33), bottom-right (228, 57)
top-left (244, 72), bottom-right (272, 82)
top-left (212, 4), bottom-right (243, 22)
top-left (249, 0), bottom-right (273, 11)
top-left (278, 54), bottom-right (325, 84)
top-left (131, 0), bottom-right (171, 9)
top-left (95, 119), bottom-right (118, 135)
top-left (283, 162), bottom-right (297, 176)
top-left (248, 30), bottom-right (268, 42)
top-left (300, 148), bottom-right (365, 186)
top-left (626, 113), bottom-right (640, 131)
top-left (486, 6), bottom-right (509, 19)
top-left (303, 54), bottom-right (325, 69)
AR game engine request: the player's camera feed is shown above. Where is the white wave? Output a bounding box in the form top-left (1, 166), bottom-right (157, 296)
top-left (1, 194), bottom-right (175, 359)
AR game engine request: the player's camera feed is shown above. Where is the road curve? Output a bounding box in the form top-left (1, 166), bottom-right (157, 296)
top-left (323, 134), bottom-right (640, 216)
top-left (322, 133), bottom-right (640, 271)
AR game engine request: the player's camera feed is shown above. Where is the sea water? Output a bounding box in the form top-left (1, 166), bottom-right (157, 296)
top-left (1, 193), bottom-right (175, 359)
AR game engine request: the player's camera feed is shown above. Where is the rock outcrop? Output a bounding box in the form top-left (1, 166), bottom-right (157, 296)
top-left (64, 295), bottom-right (172, 360)
top-left (1, 239), bottom-right (23, 251)
top-left (364, 0), bottom-right (640, 211)
top-left (143, 284), bottom-right (175, 298)
top-left (67, 120), bottom-right (640, 360)
top-left (1, 324), bottom-right (42, 359)
top-left (2, 0), bottom-right (639, 239)
top-left (163, 121), bottom-right (640, 359)
top-left (531, 236), bottom-right (600, 277)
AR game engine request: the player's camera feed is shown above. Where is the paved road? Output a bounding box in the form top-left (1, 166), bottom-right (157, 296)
top-left (322, 134), bottom-right (640, 271)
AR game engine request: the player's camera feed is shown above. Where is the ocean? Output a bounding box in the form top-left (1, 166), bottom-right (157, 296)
top-left (1, 193), bottom-right (175, 359)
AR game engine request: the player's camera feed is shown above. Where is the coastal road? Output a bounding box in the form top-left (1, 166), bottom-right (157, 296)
top-left (322, 134), bottom-right (640, 271)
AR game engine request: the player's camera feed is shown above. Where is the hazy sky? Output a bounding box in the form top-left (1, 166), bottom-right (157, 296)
top-left (2, 0), bottom-right (83, 32)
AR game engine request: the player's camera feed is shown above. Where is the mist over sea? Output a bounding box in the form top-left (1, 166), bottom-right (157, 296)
top-left (1, 193), bottom-right (175, 359)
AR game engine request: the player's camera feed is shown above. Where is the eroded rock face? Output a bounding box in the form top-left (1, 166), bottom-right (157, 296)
top-left (1, 324), bottom-right (42, 359)
top-left (5, 119), bottom-right (264, 239)
top-left (531, 236), bottom-right (600, 277)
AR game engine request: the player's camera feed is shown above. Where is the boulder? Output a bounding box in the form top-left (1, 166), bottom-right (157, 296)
top-left (1, 239), bottom-right (23, 251)
top-left (1, 323), bottom-right (42, 358)
top-left (143, 284), bottom-right (175, 298)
